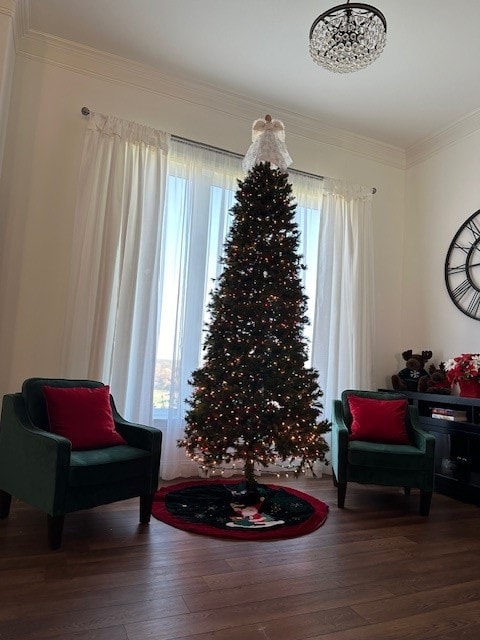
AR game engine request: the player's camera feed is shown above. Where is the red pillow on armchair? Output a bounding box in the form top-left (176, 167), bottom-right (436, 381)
top-left (43, 385), bottom-right (127, 450)
top-left (347, 395), bottom-right (410, 444)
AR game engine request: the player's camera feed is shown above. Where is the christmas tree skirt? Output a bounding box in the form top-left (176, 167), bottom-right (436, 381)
top-left (152, 479), bottom-right (328, 540)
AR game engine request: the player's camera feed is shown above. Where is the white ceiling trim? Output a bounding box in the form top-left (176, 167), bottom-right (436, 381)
top-left (14, 13), bottom-right (406, 170)
top-left (0, 0), bottom-right (17, 17)
top-left (406, 108), bottom-right (480, 168)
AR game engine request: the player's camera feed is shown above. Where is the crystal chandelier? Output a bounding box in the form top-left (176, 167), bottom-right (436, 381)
top-left (309, 2), bottom-right (387, 73)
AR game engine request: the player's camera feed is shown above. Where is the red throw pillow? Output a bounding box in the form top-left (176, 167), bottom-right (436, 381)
top-left (348, 395), bottom-right (410, 444)
top-left (43, 385), bottom-right (127, 450)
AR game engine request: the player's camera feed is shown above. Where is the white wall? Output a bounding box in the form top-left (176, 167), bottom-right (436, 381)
top-left (0, 3), bottom-right (15, 176)
top-left (0, 49), bottom-right (406, 396)
top-left (405, 131), bottom-right (480, 366)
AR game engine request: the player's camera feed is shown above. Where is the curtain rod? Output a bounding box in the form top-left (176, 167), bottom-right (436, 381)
top-left (80, 107), bottom-right (376, 194)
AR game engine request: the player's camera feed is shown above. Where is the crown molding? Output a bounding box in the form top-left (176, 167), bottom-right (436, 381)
top-left (14, 12), bottom-right (406, 169)
top-left (281, 110), bottom-right (405, 168)
top-left (406, 108), bottom-right (480, 168)
top-left (0, 0), bottom-right (17, 18)
top-left (2, 0), bottom-right (28, 54)
top-left (0, 0), bottom-right (19, 45)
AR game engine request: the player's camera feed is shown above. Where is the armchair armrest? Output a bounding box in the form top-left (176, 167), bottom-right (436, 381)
top-left (407, 406), bottom-right (435, 456)
top-left (0, 394), bottom-right (71, 515)
top-left (110, 399), bottom-right (162, 490)
top-left (331, 399), bottom-right (349, 483)
top-left (110, 399), bottom-right (162, 452)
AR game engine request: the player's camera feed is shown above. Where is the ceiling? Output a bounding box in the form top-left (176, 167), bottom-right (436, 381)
top-left (25, 0), bottom-right (480, 150)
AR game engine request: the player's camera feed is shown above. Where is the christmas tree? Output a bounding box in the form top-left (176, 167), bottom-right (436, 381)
top-left (180, 117), bottom-right (330, 491)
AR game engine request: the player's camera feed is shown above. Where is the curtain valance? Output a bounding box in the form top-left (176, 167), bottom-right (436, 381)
top-left (323, 177), bottom-right (373, 200)
top-left (87, 112), bottom-right (170, 150)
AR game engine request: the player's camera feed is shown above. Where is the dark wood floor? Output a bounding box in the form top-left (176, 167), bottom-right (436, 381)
top-left (1, 476), bottom-right (480, 640)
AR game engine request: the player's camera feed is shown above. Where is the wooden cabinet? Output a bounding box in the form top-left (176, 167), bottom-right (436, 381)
top-left (382, 390), bottom-right (480, 504)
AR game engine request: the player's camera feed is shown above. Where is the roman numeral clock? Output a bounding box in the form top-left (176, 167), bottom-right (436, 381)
top-left (445, 209), bottom-right (480, 320)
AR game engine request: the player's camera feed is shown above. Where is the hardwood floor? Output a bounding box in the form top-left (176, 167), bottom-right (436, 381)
top-left (1, 476), bottom-right (480, 640)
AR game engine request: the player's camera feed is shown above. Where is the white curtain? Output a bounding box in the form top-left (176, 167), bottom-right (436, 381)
top-left (63, 117), bottom-right (375, 478)
top-left (62, 112), bottom-right (170, 424)
top-left (158, 162), bottom-right (375, 478)
top-left (312, 178), bottom-right (375, 427)
top-left (289, 171), bottom-right (324, 364)
top-left (158, 140), bottom-right (242, 479)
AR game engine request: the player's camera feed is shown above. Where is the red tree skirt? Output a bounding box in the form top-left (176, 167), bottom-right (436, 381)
top-left (152, 478), bottom-right (329, 540)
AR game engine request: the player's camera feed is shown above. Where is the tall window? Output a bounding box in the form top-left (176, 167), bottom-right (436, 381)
top-left (153, 140), bottom-right (322, 421)
top-left (66, 114), bottom-right (374, 481)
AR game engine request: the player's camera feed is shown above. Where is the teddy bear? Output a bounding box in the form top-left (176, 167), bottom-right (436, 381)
top-left (418, 362), bottom-right (451, 394)
top-left (392, 349), bottom-right (433, 392)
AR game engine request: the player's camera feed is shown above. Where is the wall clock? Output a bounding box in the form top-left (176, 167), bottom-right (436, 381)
top-left (445, 209), bottom-right (480, 320)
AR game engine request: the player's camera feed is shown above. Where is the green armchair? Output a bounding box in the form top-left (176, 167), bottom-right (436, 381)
top-left (331, 390), bottom-right (435, 516)
top-left (0, 378), bottom-right (162, 549)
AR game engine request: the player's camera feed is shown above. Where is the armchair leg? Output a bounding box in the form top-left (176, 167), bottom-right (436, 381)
top-left (47, 514), bottom-right (65, 550)
top-left (338, 483), bottom-right (347, 509)
top-left (420, 490), bottom-right (432, 516)
top-left (0, 490), bottom-right (12, 518)
top-left (332, 470), bottom-right (338, 487)
top-left (140, 493), bottom-right (154, 524)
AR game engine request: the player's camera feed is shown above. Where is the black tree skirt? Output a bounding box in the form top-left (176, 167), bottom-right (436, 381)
top-left (152, 479), bottom-right (329, 540)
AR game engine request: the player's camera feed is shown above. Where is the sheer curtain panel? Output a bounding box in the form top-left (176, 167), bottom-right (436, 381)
top-left (312, 178), bottom-right (375, 427)
top-left (157, 141), bottom-right (242, 479)
top-left (62, 113), bottom-right (170, 424)
top-left (63, 116), bottom-right (375, 478)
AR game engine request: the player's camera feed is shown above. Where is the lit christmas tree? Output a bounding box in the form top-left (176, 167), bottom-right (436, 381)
top-left (180, 116), bottom-right (330, 492)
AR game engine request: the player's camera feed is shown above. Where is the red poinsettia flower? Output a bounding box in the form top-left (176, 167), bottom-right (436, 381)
top-left (444, 353), bottom-right (480, 384)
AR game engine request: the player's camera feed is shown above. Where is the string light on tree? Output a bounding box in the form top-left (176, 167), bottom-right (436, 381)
top-left (179, 115), bottom-right (330, 494)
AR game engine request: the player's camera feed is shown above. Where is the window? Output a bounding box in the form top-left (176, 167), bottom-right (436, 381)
top-left (67, 113), bottom-right (375, 480)
top-left (153, 140), bottom-right (322, 419)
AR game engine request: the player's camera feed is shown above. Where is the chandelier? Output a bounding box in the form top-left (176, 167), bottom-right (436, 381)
top-left (309, 2), bottom-right (387, 73)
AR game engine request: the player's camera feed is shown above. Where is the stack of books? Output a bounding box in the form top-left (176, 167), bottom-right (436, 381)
top-left (431, 407), bottom-right (468, 422)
